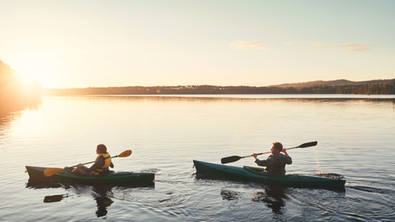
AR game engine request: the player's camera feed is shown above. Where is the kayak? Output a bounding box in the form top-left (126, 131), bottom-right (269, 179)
top-left (26, 166), bottom-right (155, 185)
top-left (193, 160), bottom-right (345, 189)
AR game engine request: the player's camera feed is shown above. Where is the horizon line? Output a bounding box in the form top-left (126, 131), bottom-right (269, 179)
top-left (42, 78), bottom-right (395, 89)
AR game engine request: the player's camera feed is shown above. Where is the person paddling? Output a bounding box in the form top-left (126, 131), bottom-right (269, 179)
top-left (72, 144), bottom-right (114, 175)
top-left (252, 142), bottom-right (292, 175)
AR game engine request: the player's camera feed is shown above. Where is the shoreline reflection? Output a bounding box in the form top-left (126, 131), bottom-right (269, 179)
top-left (45, 94), bottom-right (395, 103)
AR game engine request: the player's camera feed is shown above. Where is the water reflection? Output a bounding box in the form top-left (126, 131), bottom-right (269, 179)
top-left (0, 98), bottom-right (41, 133)
top-left (26, 179), bottom-right (63, 189)
top-left (0, 97), bottom-right (41, 117)
top-left (91, 186), bottom-right (115, 217)
top-left (26, 180), bottom-right (154, 217)
top-left (219, 186), bottom-right (288, 214)
top-left (38, 184), bottom-right (114, 217)
top-left (44, 194), bottom-right (67, 203)
top-left (220, 189), bottom-right (242, 201)
top-left (251, 186), bottom-right (287, 214)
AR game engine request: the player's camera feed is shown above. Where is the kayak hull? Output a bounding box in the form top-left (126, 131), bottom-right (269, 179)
top-left (26, 166), bottom-right (155, 186)
top-left (193, 160), bottom-right (345, 189)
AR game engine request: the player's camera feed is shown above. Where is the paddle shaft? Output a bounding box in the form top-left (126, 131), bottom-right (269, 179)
top-left (43, 150), bottom-right (132, 177)
top-left (70, 153), bottom-right (125, 168)
top-left (44, 156), bottom-right (117, 177)
top-left (69, 160), bottom-right (95, 168)
top-left (242, 146), bottom-right (298, 158)
top-left (68, 150), bottom-right (131, 168)
top-left (68, 153), bottom-right (122, 168)
top-left (220, 141), bottom-right (317, 164)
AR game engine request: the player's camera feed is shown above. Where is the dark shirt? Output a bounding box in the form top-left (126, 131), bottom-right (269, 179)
top-left (255, 153), bottom-right (292, 175)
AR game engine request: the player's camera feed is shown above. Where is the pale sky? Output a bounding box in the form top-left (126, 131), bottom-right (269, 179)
top-left (1, 0), bottom-right (394, 88)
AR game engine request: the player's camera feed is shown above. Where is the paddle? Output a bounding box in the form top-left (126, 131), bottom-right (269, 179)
top-left (221, 141), bottom-right (317, 164)
top-left (43, 150), bottom-right (132, 177)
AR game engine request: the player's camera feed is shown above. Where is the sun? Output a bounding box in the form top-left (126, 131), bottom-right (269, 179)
top-left (6, 50), bottom-right (59, 87)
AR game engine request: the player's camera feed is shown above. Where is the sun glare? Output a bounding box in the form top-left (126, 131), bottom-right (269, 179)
top-left (6, 51), bottom-right (59, 87)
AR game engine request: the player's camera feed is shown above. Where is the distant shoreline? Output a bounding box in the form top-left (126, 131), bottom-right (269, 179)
top-left (43, 80), bottom-right (395, 95)
top-left (42, 94), bottom-right (395, 99)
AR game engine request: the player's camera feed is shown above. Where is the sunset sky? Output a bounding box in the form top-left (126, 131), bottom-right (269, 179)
top-left (1, 0), bottom-right (394, 88)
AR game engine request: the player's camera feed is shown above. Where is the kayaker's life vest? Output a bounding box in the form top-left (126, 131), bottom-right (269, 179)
top-left (264, 154), bottom-right (292, 175)
top-left (92, 152), bottom-right (112, 175)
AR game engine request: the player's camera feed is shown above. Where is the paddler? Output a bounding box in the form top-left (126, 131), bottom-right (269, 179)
top-left (72, 144), bottom-right (114, 175)
top-left (252, 142), bottom-right (292, 175)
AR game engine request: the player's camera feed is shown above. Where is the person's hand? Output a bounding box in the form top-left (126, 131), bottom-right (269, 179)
top-left (281, 148), bottom-right (289, 156)
top-left (252, 153), bottom-right (258, 159)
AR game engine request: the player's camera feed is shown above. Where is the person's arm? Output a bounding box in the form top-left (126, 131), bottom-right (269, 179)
top-left (282, 148), bottom-right (289, 157)
top-left (282, 148), bottom-right (292, 164)
top-left (87, 157), bottom-right (104, 172)
top-left (252, 153), bottom-right (265, 165)
top-left (253, 154), bottom-right (277, 166)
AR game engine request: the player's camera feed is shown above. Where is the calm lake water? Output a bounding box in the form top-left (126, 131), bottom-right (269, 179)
top-left (1, 95), bottom-right (395, 221)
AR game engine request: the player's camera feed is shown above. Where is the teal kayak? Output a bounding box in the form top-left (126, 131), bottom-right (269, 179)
top-left (26, 166), bottom-right (155, 185)
top-left (193, 160), bottom-right (345, 189)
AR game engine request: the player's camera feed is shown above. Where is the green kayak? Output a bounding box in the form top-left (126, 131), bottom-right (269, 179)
top-left (193, 160), bottom-right (345, 189)
top-left (26, 166), bottom-right (155, 185)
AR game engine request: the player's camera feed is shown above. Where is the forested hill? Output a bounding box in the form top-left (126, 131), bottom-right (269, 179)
top-left (44, 79), bottom-right (395, 95)
top-left (272, 79), bottom-right (395, 88)
top-left (0, 60), bottom-right (42, 113)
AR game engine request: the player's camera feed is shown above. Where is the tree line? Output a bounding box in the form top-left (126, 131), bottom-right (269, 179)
top-left (0, 60), bottom-right (42, 113)
top-left (44, 81), bottom-right (395, 95)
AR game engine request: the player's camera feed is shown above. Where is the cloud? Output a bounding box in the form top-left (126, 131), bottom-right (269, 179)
top-left (335, 43), bottom-right (370, 52)
top-left (311, 43), bottom-right (369, 52)
top-left (229, 40), bottom-right (271, 50)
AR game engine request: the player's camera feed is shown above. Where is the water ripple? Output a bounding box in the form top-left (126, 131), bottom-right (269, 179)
top-left (113, 181), bottom-right (191, 208)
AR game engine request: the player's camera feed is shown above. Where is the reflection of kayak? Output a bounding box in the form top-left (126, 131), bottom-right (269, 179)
top-left (26, 166), bottom-right (155, 185)
top-left (193, 160), bottom-right (345, 189)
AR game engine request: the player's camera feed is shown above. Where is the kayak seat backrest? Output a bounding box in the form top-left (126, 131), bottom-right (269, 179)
top-left (243, 166), bottom-right (267, 175)
top-left (243, 166), bottom-right (289, 177)
top-left (243, 166), bottom-right (264, 173)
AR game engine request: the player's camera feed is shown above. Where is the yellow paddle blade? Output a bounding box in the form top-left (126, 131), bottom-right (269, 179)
top-left (117, 150), bottom-right (132, 158)
top-left (44, 168), bottom-right (64, 177)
